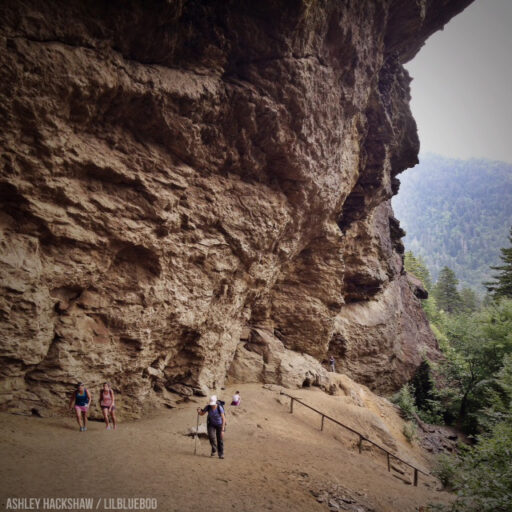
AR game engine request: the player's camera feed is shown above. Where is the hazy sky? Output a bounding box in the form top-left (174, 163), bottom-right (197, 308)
top-left (406, 0), bottom-right (512, 163)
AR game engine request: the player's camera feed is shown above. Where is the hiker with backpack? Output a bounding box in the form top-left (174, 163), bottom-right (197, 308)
top-left (69, 382), bottom-right (91, 432)
top-left (197, 395), bottom-right (226, 459)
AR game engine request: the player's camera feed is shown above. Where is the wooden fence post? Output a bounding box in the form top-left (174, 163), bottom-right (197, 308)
top-left (280, 392), bottom-right (424, 487)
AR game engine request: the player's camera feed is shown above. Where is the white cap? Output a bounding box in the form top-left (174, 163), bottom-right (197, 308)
top-left (209, 395), bottom-right (217, 406)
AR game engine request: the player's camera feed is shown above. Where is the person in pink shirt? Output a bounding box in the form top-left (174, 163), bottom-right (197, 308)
top-left (231, 391), bottom-right (241, 406)
top-left (99, 382), bottom-right (117, 430)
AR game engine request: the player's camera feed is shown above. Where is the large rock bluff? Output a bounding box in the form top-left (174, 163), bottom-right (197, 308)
top-left (0, 0), bottom-right (472, 417)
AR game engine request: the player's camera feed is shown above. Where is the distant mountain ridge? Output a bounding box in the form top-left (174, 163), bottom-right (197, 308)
top-left (392, 153), bottom-right (512, 292)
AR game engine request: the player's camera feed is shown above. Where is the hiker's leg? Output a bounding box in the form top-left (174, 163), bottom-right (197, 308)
top-left (111, 409), bottom-right (117, 429)
top-left (74, 407), bottom-right (83, 428)
top-left (102, 408), bottom-right (110, 428)
top-left (207, 424), bottom-right (217, 453)
top-left (83, 409), bottom-right (88, 429)
top-left (216, 425), bottom-right (224, 457)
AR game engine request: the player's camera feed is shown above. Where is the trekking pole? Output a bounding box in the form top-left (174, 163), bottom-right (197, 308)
top-left (194, 412), bottom-right (199, 455)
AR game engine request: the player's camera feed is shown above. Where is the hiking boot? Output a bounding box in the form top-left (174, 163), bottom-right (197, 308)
top-left (219, 455), bottom-right (224, 459)
top-left (211, 449), bottom-right (216, 457)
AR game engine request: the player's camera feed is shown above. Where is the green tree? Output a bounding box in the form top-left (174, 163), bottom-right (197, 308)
top-left (422, 295), bottom-right (442, 324)
top-left (436, 355), bottom-right (512, 511)
top-left (481, 353), bottom-right (512, 429)
top-left (435, 314), bottom-right (485, 429)
top-left (435, 300), bottom-right (512, 431)
top-left (404, 251), bottom-right (432, 291)
top-left (411, 360), bottom-right (434, 410)
top-left (460, 287), bottom-right (479, 313)
top-left (410, 359), bottom-right (443, 423)
top-left (485, 226), bottom-right (512, 299)
top-left (449, 422), bottom-right (512, 512)
top-left (433, 266), bottom-right (462, 313)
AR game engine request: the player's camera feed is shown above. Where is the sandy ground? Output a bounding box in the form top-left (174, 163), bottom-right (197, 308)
top-left (0, 384), bottom-right (453, 512)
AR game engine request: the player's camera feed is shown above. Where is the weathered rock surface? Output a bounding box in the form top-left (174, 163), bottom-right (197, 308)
top-left (228, 327), bottom-right (330, 389)
top-left (0, 0), bottom-right (472, 417)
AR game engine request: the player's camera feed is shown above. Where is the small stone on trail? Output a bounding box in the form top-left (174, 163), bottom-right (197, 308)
top-left (186, 424), bottom-right (208, 437)
top-left (328, 499), bottom-right (340, 510)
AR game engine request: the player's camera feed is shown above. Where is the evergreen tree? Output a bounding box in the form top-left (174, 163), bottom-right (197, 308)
top-left (404, 251), bottom-right (432, 291)
top-left (485, 226), bottom-right (512, 299)
top-left (460, 287), bottom-right (479, 313)
top-left (433, 266), bottom-right (462, 313)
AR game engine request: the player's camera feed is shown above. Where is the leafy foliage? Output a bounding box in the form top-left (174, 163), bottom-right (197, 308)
top-left (391, 383), bottom-right (418, 421)
top-left (449, 421), bottom-right (512, 512)
top-left (410, 360), bottom-right (444, 424)
top-left (411, 360), bottom-right (434, 409)
top-left (430, 300), bottom-right (512, 432)
top-left (432, 454), bottom-right (457, 489)
top-left (401, 222), bottom-right (512, 511)
top-left (393, 153), bottom-right (512, 292)
top-left (432, 356), bottom-right (512, 512)
top-left (459, 287), bottom-right (479, 313)
top-left (402, 421), bottom-right (417, 444)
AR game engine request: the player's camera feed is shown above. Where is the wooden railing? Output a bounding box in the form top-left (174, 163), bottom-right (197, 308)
top-left (280, 391), bottom-right (431, 487)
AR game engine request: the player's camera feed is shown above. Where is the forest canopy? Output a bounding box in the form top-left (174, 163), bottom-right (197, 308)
top-left (393, 153), bottom-right (512, 293)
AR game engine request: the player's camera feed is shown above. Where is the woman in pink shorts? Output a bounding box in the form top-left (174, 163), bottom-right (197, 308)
top-left (99, 382), bottom-right (117, 430)
top-left (69, 383), bottom-right (91, 432)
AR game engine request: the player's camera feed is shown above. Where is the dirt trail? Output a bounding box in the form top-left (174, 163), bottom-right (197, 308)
top-left (0, 384), bottom-right (452, 512)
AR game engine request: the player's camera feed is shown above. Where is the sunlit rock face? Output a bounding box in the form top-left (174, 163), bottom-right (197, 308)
top-left (0, 0), bottom-right (472, 417)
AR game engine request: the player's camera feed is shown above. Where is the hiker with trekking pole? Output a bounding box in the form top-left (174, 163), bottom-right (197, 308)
top-left (197, 395), bottom-right (226, 459)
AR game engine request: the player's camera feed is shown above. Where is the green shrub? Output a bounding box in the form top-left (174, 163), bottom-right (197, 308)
top-left (430, 422), bottom-right (512, 511)
top-left (392, 384), bottom-right (418, 421)
top-left (433, 453), bottom-right (457, 489)
top-left (402, 421), bottom-right (417, 443)
top-left (450, 421), bottom-right (512, 512)
top-left (417, 399), bottom-right (445, 424)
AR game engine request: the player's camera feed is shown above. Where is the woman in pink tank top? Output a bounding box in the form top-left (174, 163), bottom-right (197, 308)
top-left (99, 382), bottom-right (117, 430)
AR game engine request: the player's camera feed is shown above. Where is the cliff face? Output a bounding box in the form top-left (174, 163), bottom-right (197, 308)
top-left (0, 0), bottom-right (472, 417)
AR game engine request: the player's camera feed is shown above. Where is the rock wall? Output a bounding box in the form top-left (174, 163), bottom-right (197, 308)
top-left (0, 0), bottom-right (472, 417)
